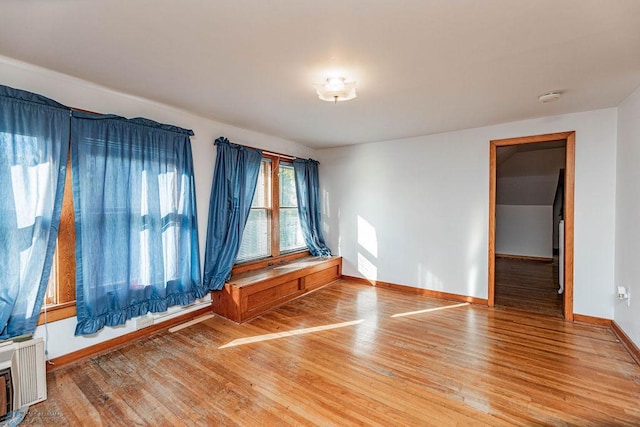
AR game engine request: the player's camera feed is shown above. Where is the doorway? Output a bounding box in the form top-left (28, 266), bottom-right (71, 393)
top-left (488, 131), bottom-right (575, 320)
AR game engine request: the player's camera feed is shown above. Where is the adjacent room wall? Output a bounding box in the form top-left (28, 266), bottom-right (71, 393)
top-left (0, 55), bottom-right (316, 358)
top-left (495, 147), bottom-right (565, 258)
top-left (318, 108), bottom-right (617, 319)
top-left (495, 205), bottom-right (552, 258)
top-left (615, 85), bottom-right (640, 349)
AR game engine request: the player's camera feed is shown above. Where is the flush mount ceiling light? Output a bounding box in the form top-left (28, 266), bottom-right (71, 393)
top-left (538, 91), bottom-right (562, 103)
top-left (314, 77), bottom-right (357, 103)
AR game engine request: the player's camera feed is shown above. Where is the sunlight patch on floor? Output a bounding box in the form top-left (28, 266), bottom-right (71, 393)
top-left (219, 319), bottom-right (364, 349)
top-left (391, 302), bottom-right (469, 318)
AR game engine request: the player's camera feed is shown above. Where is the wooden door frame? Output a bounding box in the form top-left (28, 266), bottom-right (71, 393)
top-left (488, 131), bottom-right (575, 320)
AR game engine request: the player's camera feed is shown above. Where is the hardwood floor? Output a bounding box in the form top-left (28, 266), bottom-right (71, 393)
top-left (495, 256), bottom-right (563, 317)
top-left (25, 280), bottom-right (640, 426)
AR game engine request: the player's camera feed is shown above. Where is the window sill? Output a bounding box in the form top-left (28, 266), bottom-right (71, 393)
top-left (232, 250), bottom-right (310, 275)
top-left (38, 301), bottom-right (76, 325)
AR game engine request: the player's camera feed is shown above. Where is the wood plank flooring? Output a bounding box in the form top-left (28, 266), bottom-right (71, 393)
top-left (495, 256), bottom-right (563, 317)
top-left (25, 280), bottom-right (640, 426)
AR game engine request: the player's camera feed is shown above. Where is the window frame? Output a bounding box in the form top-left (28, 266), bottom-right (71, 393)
top-left (233, 153), bottom-right (309, 273)
top-left (236, 158), bottom-right (273, 263)
top-left (38, 149), bottom-right (76, 324)
top-left (277, 160), bottom-right (306, 254)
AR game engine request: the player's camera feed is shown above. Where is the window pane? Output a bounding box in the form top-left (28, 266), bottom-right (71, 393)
top-left (237, 208), bottom-right (271, 262)
top-left (280, 207), bottom-right (306, 252)
top-left (279, 163), bottom-right (297, 207)
top-left (252, 160), bottom-right (270, 208)
top-left (237, 158), bottom-right (272, 263)
top-left (279, 162), bottom-right (306, 252)
top-left (44, 247), bottom-right (58, 306)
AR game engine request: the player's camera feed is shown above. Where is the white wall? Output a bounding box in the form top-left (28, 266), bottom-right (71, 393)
top-left (496, 205), bottom-right (553, 258)
top-left (0, 55), bottom-right (316, 358)
top-left (318, 108), bottom-right (617, 318)
top-left (615, 85), bottom-right (640, 349)
top-left (497, 175), bottom-right (559, 205)
top-left (496, 148), bottom-right (565, 253)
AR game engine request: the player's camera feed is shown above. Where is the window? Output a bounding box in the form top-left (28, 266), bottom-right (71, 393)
top-left (71, 113), bottom-right (203, 336)
top-left (236, 155), bottom-right (306, 264)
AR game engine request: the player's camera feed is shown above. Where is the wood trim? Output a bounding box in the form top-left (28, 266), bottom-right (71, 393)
top-left (490, 131), bottom-right (575, 146)
top-left (488, 142), bottom-right (496, 307)
top-left (342, 275), bottom-right (488, 305)
top-left (46, 306), bottom-right (212, 372)
top-left (488, 131), bottom-right (575, 319)
top-left (495, 254), bottom-right (553, 262)
top-left (572, 313), bottom-right (611, 327)
top-left (37, 302), bottom-right (76, 325)
top-left (271, 156), bottom-right (280, 258)
top-left (611, 321), bottom-right (640, 366)
top-left (57, 150), bottom-right (76, 305)
top-left (217, 140), bottom-right (297, 161)
top-left (40, 150), bottom-right (77, 324)
top-left (563, 132), bottom-right (575, 321)
top-left (232, 250), bottom-right (311, 275)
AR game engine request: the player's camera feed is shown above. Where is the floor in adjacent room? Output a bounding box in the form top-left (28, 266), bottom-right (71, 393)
top-left (494, 256), bottom-right (563, 317)
top-left (25, 279), bottom-right (640, 426)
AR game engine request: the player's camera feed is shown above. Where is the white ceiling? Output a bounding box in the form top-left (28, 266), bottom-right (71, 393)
top-left (1, 1), bottom-right (639, 149)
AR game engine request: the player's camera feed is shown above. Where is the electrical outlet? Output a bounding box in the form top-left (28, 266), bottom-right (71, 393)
top-left (136, 316), bottom-right (154, 330)
top-left (617, 285), bottom-right (631, 307)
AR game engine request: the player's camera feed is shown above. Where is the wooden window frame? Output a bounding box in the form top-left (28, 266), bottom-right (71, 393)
top-left (233, 153), bottom-right (309, 274)
top-left (38, 150), bottom-right (76, 325)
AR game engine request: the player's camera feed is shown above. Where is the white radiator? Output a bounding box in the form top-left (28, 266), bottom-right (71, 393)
top-left (0, 337), bottom-right (47, 411)
top-left (14, 338), bottom-right (47, 408)
top-left (558, 220), bottom-right (564, 294)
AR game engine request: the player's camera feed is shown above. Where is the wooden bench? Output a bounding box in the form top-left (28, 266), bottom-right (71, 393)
top-left (211, 256), bottom-right (342, 323)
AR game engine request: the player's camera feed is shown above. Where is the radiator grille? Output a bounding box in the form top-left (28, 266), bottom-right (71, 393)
top-left (14, 339), bottom-right (47, 408)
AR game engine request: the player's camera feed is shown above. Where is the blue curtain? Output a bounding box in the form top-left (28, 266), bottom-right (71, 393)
top-left (71, 112), bottom-right (203, 336)
top-left (0, 85), bottom-right (69, 339)
top-left (203, 137), bottom-right (262, 291)
top-left (293, 159), bottom-right (331, 257)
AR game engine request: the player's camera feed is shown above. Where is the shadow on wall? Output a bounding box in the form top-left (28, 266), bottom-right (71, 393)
top-left (322, 188), bottom-right (332, 249)
top-left (418, 264), bottom-right (444, 291)
top-left (357, 215), bottom-right (378, 281)
top-left (465, 208), bottom-right (485, 297)
top-left (353, 201), bottom-right (485, 299)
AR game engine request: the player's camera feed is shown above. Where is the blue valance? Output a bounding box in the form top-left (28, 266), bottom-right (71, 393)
top-left (0, 84), bottom-right (69, 110)
top-left (71, 111), bottom-right (194, 136)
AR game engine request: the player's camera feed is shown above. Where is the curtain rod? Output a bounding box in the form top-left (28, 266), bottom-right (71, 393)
top-left (223, 139), bottom-right (298, 161)
top-left (71, 107), bottom-right (99, 114)
top-left (263, 150), bottom-right (297, 161)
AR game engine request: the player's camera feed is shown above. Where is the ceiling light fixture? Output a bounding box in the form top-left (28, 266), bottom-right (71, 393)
top-left (538, 91), bottom-right (562, 103)
top-left (314, 77), bottom-right (357, 103)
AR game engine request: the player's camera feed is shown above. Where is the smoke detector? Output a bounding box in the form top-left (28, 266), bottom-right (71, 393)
top-left (538, 91), bottom-right (562, 103)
